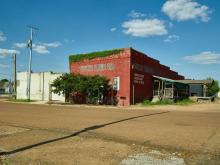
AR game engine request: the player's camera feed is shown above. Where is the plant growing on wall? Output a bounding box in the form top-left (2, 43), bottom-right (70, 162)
top-left (69, 48), bottom-right (123, 63)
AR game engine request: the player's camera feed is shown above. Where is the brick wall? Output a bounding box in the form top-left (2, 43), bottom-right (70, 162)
top-left (70, 48), bottom-right (184, 106)
top-left (70, 48), bottom-right (131, 106)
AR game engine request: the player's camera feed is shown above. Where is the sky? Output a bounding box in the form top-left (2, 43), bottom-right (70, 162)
top-left (0, 0), bottom-right (220, 82)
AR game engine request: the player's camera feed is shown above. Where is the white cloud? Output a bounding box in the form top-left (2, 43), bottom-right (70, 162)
top-left (162, 0), bottom-right (211, 22)
top-left (64, 39), bottom-right (75, 43)
top-left (184, 51), bottom-right (220, 64)
top-left (19, 64), bottom-right (24, 68)
top-left (0, 48), bottom-right (20, 58)
top-left (110, 27), bottom-right (117, 32)
top-left (14, 41), bottom-right (61, 54)
top-left (0, 64), bottom-right (9, 68)
top-left (14, 42), bottom-right (27, 49)
top-left (0, 32), bottom-right (7, 42)
top-left (173, 63), bottom-right (183, 66)
top-left (164, 34), bottom-right (180, 42)
top-left (122, 18), bottom-right (168, 37)
top-left (39, 41), bottom-right (61, 48)
top-left (168, 22), bottom-right (173, 28)
top-left (33, 45), bottom-right (50, 54)
top-left (128, 10), bottom-right (146, 18)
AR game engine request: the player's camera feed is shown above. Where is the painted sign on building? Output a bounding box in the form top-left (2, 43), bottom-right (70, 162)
top-left (134, 73), bottom-right (144, 84)
top-left (133, 63), bottom-right (160, 75)
top-left (80, 63), bottom-right (115, 72)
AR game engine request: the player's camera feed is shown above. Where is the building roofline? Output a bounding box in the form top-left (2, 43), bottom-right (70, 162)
top-left (175, 79), bottom-right (214, 85)
top-left (130, 48), bottom-right (160, 63)
top-left (69, 48), bottom-right (127, 63)
top-left (17, 71), bottom-right (66, 74)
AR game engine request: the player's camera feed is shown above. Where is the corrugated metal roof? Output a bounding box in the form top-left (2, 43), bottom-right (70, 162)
top-left (153, 75), bottom-right (189, 86)
top-left (153, 75), bottom-right (175, 82)
top-left (175, 80), bottom-right (213, 85)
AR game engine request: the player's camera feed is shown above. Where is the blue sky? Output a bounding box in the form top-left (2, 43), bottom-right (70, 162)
top-left (0, 0), bottom-right (220, 82)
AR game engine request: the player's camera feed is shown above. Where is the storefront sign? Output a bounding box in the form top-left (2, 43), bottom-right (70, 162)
top-left (134, 73), bottom-right (144, 84)
top-left (80, 63), bottom-right (115, 72)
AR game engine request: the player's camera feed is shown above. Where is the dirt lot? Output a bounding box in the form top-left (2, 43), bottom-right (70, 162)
top-left (0, 101), bottom-right (220, 164)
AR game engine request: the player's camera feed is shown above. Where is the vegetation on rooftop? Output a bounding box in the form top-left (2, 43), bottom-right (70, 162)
top-left (69, 48), bottom-right (124, 63)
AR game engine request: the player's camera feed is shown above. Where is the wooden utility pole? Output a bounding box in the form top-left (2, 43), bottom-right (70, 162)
top-left (27, 25), bottom-right (39, 101)
top-left (13, 53), bottom-right (17, 99)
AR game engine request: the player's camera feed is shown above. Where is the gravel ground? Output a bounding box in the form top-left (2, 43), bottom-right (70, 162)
top-left (0, 101), bottom-right (220, 164)
top-left (0, 126), bottom-right (29, 136)
top-left (121, 151), bottom-right (185, 165)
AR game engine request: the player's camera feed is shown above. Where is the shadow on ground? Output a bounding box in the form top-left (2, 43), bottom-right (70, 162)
top-left (0, 111), bottom-right (169, 156)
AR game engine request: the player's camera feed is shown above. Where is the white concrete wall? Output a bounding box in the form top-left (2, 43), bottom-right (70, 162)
top-left (16, 72), bottom-right (65, 101)
top-left (218, 91), bottom-right (220, 98)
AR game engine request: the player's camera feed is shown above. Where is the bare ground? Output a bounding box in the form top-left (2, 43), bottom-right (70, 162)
top-left (0, 101), bottom-right (220, 164)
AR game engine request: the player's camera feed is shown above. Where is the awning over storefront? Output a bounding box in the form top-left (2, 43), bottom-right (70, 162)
top-left (153, 75), bottom-right (189, 99)
top-left (153, 75), bottom-right (187, 88)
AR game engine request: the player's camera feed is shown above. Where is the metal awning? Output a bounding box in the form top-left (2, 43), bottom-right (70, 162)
top-left (153, 75), bottom-right (188, 88)
top-left (153, 75), bottom-right (174, 82)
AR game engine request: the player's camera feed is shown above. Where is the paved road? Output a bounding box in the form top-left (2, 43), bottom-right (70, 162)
top-left (0, 101), bottom-right (220, 164)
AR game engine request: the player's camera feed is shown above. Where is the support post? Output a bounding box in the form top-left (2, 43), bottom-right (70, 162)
top-left (111, 86), bottom-right (113, 105)
top-left (172, 82), bottom-right (174, 98)
top-left (132, 83), bottom-right (135, 105)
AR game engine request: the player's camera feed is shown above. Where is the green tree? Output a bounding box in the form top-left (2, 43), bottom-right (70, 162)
top-left (0, 79), bottom-right (9, 83)
top-left (207, 78), bottom-right (219, 96)
top-left (51, 73), bottom-right (75, 102)
top-left (52, 74), bottom-right (109, 104)
top-left (86, 75), bottom-right (109, 104)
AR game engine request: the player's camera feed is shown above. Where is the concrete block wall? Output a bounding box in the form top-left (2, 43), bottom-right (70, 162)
top-left (16, 72), bottom-right (65, 101)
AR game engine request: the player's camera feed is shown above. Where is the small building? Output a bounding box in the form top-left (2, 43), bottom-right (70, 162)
top-left (69, 48), bottom-right (185, 106)
top-left (16, 71), bottom-right (65, 101)
top-left (175, 79), bottom-right (214, 97)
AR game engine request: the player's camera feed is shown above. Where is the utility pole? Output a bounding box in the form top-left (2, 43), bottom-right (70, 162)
top-left (13, 53), bottom-right (17, 99)
top-left (27, 25), bottom-right (39, 101)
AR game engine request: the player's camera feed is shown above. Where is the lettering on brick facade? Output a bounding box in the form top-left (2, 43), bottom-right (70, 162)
top-left (134, 73), bottom-right (144, 84)
top-left (80, 63), bottom-right (115, 72)
top-left (133, 63), bottom-right (159, 75)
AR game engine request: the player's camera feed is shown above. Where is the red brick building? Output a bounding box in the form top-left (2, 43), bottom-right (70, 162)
top-left (70, 48), bottom-right (184, 106)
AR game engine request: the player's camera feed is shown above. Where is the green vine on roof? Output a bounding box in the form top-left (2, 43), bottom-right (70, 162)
top-left (69, 48), bottom-right (124, 63)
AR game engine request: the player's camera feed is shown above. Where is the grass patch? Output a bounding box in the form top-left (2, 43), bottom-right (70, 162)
top-left (69, 48), bottom-right (123, 63)
top-left (142, 98), bottom-right (194, 106)
top-left (175, 98), bottom-right (194, 105)
top-left (7, 98), bottom-right (35, 103)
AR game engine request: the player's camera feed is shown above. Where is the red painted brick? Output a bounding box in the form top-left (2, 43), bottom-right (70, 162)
top-left (70, 48), bottom-right (184, 106)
